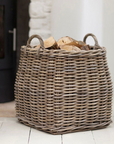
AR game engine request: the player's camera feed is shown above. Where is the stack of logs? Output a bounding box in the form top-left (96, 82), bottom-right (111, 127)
top-left (36, 36), bottom-right (90, 51)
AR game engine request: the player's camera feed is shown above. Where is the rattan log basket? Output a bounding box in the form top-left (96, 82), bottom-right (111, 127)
top-left (15, 33), bottom-right (113, 135)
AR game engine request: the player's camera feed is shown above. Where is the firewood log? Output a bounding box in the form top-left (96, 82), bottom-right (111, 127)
top-left (57, 36), bottom-right (74, 46)
top-left (57, 36), bottom-right (90, 50)
top-left (35, 36), bottom-right (59, 49)
top-left (60, 45), bottom-right (81, 52)
top-left (57, 36), bottom-right (85, 48)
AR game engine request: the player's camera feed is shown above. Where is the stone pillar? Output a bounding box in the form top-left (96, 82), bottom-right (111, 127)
top-left (29, 0), bottom-right (53, 45)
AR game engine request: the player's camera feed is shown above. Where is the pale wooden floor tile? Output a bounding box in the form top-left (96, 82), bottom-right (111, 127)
top-left (0, 119), bottom-right (30, 144)
top-left (63, 131), bottom-right (95, 144)
top-left (29, 128), bottom-right (61, 144)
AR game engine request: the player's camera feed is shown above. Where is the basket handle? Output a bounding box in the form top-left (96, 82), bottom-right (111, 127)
top-left (27, 34), bottom-right (45, 50)
top-left (83, 33), bottom-right (100, 47)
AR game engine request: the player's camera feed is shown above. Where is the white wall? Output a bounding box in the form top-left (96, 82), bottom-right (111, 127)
top-left (51, 0), bottom-right (103, 45)
top-left (102, 0), bottom-right (114, 89)
top-left (51, 0), bottom-right (114, 90)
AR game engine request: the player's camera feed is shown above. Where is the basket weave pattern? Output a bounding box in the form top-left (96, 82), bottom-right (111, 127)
top-left (15, 34), bottom-right (113, 134)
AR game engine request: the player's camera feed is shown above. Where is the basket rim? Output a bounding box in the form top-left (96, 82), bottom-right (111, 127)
top-left (21, 45), bottom-right (106, 57)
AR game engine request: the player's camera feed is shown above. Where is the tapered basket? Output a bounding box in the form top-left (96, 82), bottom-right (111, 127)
top-left (15, 33), bottom-right (113, 134)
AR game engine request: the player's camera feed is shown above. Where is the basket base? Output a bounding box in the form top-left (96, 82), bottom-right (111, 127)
top-left (17, 118), bottom-right (111, 135)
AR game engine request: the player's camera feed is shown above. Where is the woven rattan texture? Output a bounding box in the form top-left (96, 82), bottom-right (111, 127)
top-left (15, 44), bottom-right (113, 134)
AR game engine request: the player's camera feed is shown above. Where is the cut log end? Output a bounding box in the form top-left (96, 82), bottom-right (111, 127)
top-left (35, 36), bottom-right (59, 49)
top-left (60, 45), bottom-right (81, 52)
top-left (57, 36), bottom-right (74, 46)
top-left (57, 36), bottom-right (86, 49)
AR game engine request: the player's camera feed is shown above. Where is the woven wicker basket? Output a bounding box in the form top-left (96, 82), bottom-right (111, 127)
top-left (15, 33), bottom-right (113, 135)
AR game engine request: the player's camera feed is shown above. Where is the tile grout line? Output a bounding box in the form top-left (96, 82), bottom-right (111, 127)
top-left (91, 131), bottom-right (96, 144)
top-left (0, 122), bottom-right (3, 129)
top-left (28, 128), bottom-right (31, 144)
top-left (61, 134), bottom-right (63, 144)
